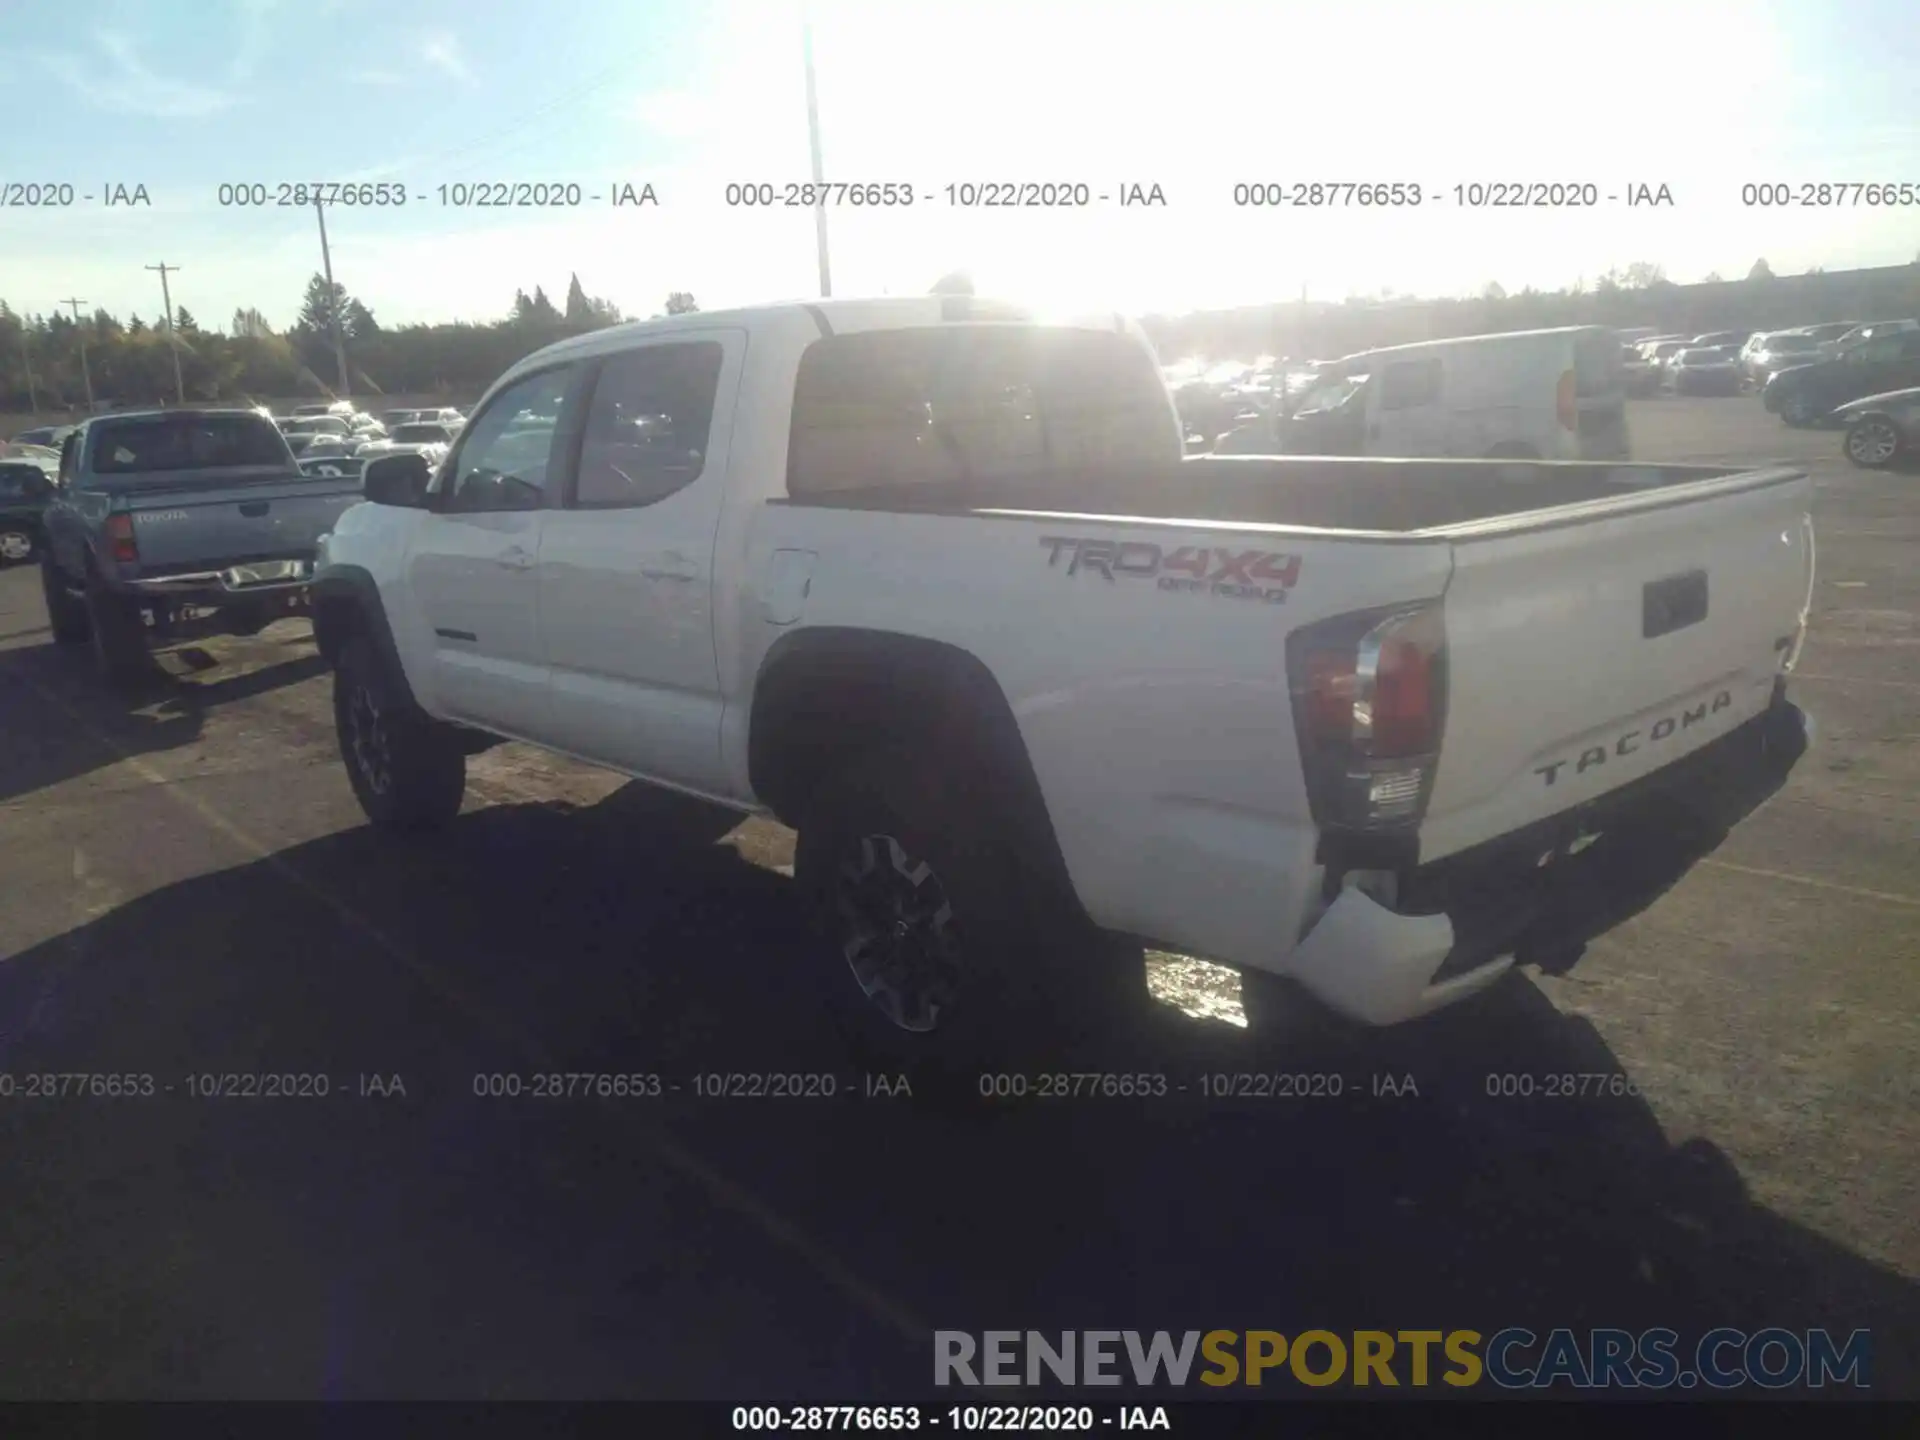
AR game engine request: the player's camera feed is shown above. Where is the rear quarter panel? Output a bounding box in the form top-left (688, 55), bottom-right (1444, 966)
top-left (738, 503), bottom-right (1454, 972)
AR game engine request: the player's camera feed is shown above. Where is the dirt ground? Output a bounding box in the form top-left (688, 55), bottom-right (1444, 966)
top-left (0, 396), bottom-right (1914, 1399)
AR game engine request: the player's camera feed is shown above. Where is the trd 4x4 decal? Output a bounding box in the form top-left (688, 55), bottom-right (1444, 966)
top-left (1039, 535), bottom-right (1302, 604)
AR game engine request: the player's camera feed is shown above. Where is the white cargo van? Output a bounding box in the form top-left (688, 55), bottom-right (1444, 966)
top-left (1218, 326), bottom-right (1630, 461)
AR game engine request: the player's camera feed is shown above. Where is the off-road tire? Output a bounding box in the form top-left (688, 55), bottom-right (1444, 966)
top-left (795, 746), bottom-right (1146, 1104)
top-left (334, 635), bottom-right (467, 833)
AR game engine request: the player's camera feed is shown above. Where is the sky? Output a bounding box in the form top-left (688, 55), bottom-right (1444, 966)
top-left (2, 0), bottom-right (1918, 331)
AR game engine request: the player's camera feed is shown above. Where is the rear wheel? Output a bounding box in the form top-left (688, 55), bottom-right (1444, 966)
top-left (84, 571), bottom-right (153, 688)
top-left (334, 635), bottom-right (467, 833)
top-left (795, 747), bottom-right (1146, 1101)
top-left (1843, 415), bottom-right (1902, 470)
top-left (40, 555), bottom-right (90, 644)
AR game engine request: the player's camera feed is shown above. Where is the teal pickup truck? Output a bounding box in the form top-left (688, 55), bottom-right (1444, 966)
top-left (40, 408), bottom-right (365, 685)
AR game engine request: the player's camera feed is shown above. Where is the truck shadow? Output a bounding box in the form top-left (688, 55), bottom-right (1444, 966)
top-left (0, 630), bottom-right (329, 808)
top-left (1, 780), bottom-right (1913, 1398)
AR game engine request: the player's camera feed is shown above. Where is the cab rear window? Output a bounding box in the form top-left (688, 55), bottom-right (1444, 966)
top-left (89, 417), bottom-right (290, 475)
top-left (787, 326), bottom-right (1177, 496)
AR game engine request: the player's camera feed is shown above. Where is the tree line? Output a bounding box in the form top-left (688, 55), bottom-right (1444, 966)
top-left (0, 274), bottom-right (700, 416)
top-left (6, 252), bottom-right (1918, 418)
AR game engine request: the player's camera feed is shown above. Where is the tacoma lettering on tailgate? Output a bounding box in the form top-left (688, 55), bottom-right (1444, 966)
top-left (1039, 536), bottom-right (1302, 604)
top-left (1534, 689), bottom-right (1734, 786)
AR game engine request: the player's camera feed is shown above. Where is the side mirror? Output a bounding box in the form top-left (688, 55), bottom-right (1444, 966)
top-left (363, 452), bottom-right (433, 508)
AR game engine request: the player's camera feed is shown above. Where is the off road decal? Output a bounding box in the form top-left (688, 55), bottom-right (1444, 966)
top-left (1039, 536), bottom-right (1302, 605)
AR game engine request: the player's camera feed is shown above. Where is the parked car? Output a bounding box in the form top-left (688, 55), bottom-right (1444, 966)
top-left (1763, 330), bottom-right (1920, 426)
top-left (10, 425), bottom-right (75, 450)
top-left (1792, 321), bottom-right (1865, 349)
top-left (308, 296), bottom-right (1812, 1065)
top-left (1824, 320), bottom-right (1918, 356)
top-left (297, 437), bottom-right (365, 465)
top-left (1217, 325), bottom-right (1628, 460)
top-left (1669, 346), bottom-right (1744, 396)
top-left (1688, 330), bottom-right (1752, 351)
top-left (0, 458), bottom-right (57, 564)
top-left (297, 445), bottom-right (367, 480)
top-left (1621, 347), bottom-right (1661, 396)
top-left (1832, 385), bottom-right (1920, 470)
top-left (354, 421), bottom-right (457, 464)
top-left (1641, 339), bottom-right (1691, 372)
top-left (39, 410), bottom-right (366, 685)
top-left (380, 409), bottom-right (424, 429)
top-left (1743, 330), bottom-right (1824, 386)
top-left (282, 415), bottom-right (354, 440)
top-left (291, 401), bottom-right (357, 419)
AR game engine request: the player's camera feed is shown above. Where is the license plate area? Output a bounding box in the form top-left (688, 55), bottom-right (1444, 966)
top-left (1643, 569), bottom-right (1708, 638)
top-left (221, 559), bottom-right (310, 589)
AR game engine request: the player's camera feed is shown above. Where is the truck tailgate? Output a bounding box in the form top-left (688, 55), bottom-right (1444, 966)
top-left (1420, 468), bottom-right (1814, 862)
top-left (123, 477), bottom-right (364, 572)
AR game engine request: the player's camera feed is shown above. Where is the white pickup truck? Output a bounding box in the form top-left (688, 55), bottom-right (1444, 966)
top-left (311, 297), bottom-right (1816, 1064)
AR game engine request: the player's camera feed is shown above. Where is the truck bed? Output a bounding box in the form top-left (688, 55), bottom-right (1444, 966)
top-left (778, 455), bottom-right (1797, 537)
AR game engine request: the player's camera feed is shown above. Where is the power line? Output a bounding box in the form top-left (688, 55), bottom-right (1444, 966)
top-left (146, 262), bottom-right (187, 404)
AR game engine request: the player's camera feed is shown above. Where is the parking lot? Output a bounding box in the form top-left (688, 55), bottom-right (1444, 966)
top-left (1, 395), bottom-right (1915, 1399)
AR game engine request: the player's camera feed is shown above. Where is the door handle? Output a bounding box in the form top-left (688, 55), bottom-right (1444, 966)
top-left (496, 545), bottom-right (535, 570)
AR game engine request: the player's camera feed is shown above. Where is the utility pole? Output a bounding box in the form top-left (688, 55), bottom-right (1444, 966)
top-left (801, 5), bottom-right (831, 298)
top-left (146, 262), bottom-right (187, 404)
top-left (314, 197), bottom-right (353, 399)
top-left (60, 298), bottom-right (96, 412)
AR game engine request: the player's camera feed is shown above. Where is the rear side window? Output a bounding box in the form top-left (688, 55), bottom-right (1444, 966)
top-left (89, 417), bottom-right (290, 475)
top-left (574, 341), bottom-right (725, 509)
top-left (787, 325), bottom-right (1176, 496)
top-left (1378, 358), bottom-right (1441, 410)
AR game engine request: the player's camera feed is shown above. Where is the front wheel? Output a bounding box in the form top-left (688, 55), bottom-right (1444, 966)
top-left (1780, 394), bottom-right (1819, 427)
top-left (333, 635), bottom-right (467, 832)
top-left (0, 525), bottom-right (35, 566)
top-left (1843, 415), bottom-right (1903, 470)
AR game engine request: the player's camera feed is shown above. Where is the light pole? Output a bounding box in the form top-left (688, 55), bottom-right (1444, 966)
top-left (314, 197), bottom-right (353, 399)
top-left (59, 297), bottom-right (96, 412)
top-left (802, 5), bottom-right (831, 298)
top-left (146, 262), bottom-right (187, 404)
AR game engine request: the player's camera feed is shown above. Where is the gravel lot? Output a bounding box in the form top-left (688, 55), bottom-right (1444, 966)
top-left (0, 396), bottom-right (1914, 1399)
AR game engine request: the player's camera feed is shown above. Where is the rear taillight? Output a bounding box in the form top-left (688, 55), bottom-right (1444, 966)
top-left (105, 513), bottom-right (138, 564)
top-left (1556, 368), bottom-right (1577, 431)
top-left (1287, 604), bottom-right (1448, 832)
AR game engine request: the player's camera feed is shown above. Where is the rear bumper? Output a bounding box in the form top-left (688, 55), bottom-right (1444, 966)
top-left (1278, 684), bottom-right (1813, 1026)
top-left (125, 557), bottom-right (315, 601)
